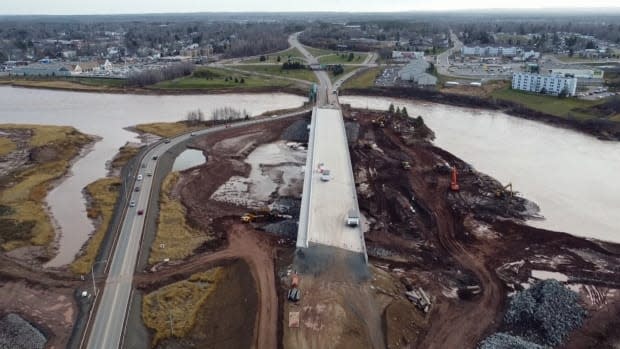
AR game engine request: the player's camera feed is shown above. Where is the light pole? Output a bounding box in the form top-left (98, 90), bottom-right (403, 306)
top-left (91, 259), bottom-right (107, 296)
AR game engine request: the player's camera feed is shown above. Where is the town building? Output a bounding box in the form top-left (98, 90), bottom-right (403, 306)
top-left (11, 63), bottom-right (71, 77)
top-left (392, 51), bottom-right (425, 61)
top-left (461, 46), bottom-right (519, 57)
top-left (549, 69), bottom-right (604, 80)
top-left (511, 72), bottom-right (577, 96)
top-left (398, 59), bottom-right (437, 87)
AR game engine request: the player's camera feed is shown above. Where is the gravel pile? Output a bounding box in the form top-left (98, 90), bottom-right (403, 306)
top-left (344, 122), bottom-right (360, 143)
top-left (281, 120), bottom-right (310, 143)
top-left (478, 279), bottom-right (586, 348)
top-left (0, 313), bottom-right (46, 349)
top-left (263, 220), bottom-right (298, 238)
top-left (478, 332), bottom-right (544, 349)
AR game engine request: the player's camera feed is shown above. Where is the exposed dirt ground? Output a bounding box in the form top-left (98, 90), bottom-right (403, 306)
top-left (0, 280), bottom-right (77, 349)
top-left (344, 105), bottom-right (620, 348)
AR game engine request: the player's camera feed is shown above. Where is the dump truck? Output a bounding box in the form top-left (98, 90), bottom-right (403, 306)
top-left (405, 287), bottom-right (431, 313)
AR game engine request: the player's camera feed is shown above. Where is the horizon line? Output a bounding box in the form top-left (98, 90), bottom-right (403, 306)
top-left (3, 7), bottom-right (620, 16)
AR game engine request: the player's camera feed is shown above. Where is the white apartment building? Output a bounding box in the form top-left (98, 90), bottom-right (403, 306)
top-left (461, 46), bottom-right (519, 57)
top-left (512, 72), bottom-right (578, 96)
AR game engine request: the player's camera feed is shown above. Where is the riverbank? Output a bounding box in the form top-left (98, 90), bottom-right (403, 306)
top-left (3, 78), bottom-right (308, 97)
top-left (0, 125), bottom-right (94, 262)
top-left (342, 87), bottom-right (620, 141)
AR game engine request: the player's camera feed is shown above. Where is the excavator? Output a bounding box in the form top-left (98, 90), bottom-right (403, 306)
top-left (241, 213), bottom-right (266, 223)
top-left (495, 183), bottom-right (514, 199)
top-left (450, 166), bottom-right (460, 192)
top-left (241, 208), bottom-right (293, 223)
top-left (371, 115), bottom-right (386, 128)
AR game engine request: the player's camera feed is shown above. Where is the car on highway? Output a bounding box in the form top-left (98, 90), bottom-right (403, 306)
top-left (346, 209), bottom-right (360, 227)
top-left (134, 186), bottom-right (140, 192)
top-left (190, 132), bottom-right (196, 136)
top-left (129, 201), bottom-right (136, 207)
top-left (137, 174), bottom-right (143, 181)
top-left (147, 172), bottom-right (153, 177)
top-left (137, 209), bottom-right (144, 215)
top-left (152, 155), bottom-right (158, 160)
top-left (164, 139), bottom-right (171, 144)
top-left (320, 169), bottom-right (331, 182)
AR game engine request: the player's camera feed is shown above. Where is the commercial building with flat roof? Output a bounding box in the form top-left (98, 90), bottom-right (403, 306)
top-left (512, 72), bottom-right (577, 96)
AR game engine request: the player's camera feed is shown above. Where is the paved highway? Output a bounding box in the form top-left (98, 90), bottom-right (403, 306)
top-left (86, 110), bottom-right (310, 349)
top-left (288, 32), bottom-right (337, 106)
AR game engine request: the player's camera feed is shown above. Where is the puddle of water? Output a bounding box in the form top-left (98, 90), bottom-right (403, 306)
top-left (340, 96), bottom-right (620, 244)
top-left (0, 86), bottom-right (306, 266)
top-left (211, 141), bottom-right (306, 208)
top-left (531, 270), bottom-right (569, 282)
top-left (172, 149), bottom-right (206, 172)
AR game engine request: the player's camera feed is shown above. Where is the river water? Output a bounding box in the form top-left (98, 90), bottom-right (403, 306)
top-left (340, 96), bottom-right (620, 244)
top-left (0, 86), bottom-right (306, 267)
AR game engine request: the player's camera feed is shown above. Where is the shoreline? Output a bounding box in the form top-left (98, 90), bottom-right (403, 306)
top-left (5, 80), bottom-right (617, 141)
top-left (3, 80), bottom-right (308, 97)
top-left (341, 87), bottom-right (620, 142)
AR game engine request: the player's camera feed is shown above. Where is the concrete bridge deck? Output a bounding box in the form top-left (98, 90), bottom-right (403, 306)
top-left (297, 107), bottom-right (366, 255)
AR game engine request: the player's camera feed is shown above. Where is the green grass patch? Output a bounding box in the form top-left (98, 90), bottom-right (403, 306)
top-left (0, 137), bottom-right (16, 157)
top-left (70, 177), bottom-right (121, 275)
top-left (148, 172), bottom-right (212, 264)
top-left (234, 64), bottom-right (318, 83)
top-left (318, 53), bottom-right (368, 65)
top-left (135, 121), bottom-right (203, 138)
top-left (491, 86), bottom-right (602, 121)
top-left (342, 67), bottom-right (382, 89)
top-left (0, 125), bottom-right (93, 251)
top-left (329, 65), bottom-right (358, 83)
top-left (153, 67), bottom-right (294, 90)
top-left (241, 47), bottom-right (305, 63)
top-left (303, 45), bottom-right (335, 58)
top-left (143, 267), bottom-right (223, 345)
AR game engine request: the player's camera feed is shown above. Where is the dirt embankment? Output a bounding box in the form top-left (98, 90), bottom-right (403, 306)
top-left (345, 106), bottom-right (620, 348)
top-left (342, 87), bottom-right (620, 141)
top-left (6, 80), bottom-right (307, 97)
top-left (135, 117), bottom-right (306, 348)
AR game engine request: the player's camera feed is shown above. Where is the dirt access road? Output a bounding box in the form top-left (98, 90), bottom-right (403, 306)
top-left (347, 105), bottom-right (620, 348)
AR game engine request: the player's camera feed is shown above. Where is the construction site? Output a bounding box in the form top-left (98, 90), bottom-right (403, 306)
top-left (1, 104), bottom-right (620, 349)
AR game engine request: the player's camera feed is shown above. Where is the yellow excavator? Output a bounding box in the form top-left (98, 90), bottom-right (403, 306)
top-left (241, 208), bottom-right (292, 223)
top-left (241, 213), bottom-right (266, 223)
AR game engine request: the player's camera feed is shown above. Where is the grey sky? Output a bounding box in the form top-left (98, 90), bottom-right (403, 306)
top-left (1, 0), bottom-right (619, 15)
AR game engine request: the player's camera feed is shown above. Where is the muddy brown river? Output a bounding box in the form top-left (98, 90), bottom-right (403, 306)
top-left (340, 96), bottom-right (620, 243)
top-left (0, 86), bottom-right (306, 267)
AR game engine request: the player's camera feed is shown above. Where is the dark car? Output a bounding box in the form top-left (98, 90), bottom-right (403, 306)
top-left (134, 187), bottom-right (140, 192)
top-left (137, 209), bottom-right (144, 215)
top-left (164, 139), bottom-right (171, 144)
top-left (152, 155), bottom-right (158, 160)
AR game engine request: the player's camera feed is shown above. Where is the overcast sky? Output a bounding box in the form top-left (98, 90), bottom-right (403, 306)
top-left (2, 0), bottom-right (619, 15)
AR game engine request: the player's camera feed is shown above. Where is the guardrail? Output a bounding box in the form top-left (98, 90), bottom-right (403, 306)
top-left (296, 107), bottom-right (316, 248)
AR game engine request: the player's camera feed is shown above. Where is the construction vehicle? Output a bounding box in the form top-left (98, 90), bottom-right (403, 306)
top-left (241, 213), bottom-right (266, 223)
top-left (405, 287), bottom-right (431, 313)
top-left (371, 116), bottom-right (386, 128)
top-left (450, 166), bottom-right (460, 192)
top-left (495, 183), bottom-right (514, 199)
top-left (241, 208), bottom-right (293, 223)
top-left (401, 161), bottom-right (411, 170)
top-left (288, 274), bottom-right (301, 302)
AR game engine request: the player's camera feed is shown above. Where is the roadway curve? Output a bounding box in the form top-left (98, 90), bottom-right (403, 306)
top-left (86, 109), bottom-right (310, 349)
